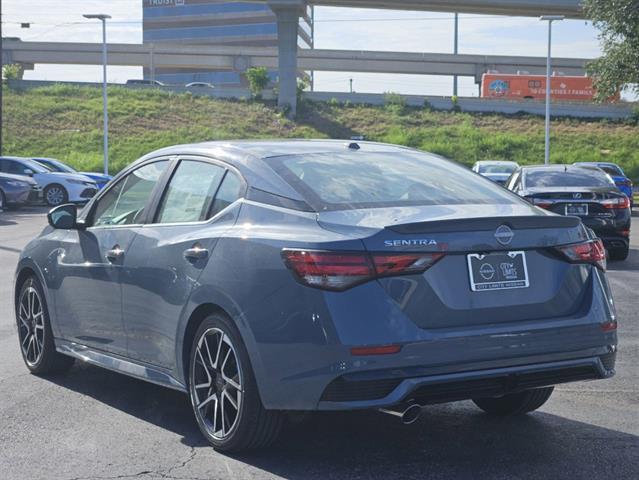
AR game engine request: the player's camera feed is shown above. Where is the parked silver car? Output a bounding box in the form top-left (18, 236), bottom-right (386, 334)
top-left (0, 172), bottom-right (43, 209)
top-left (0, 157), bottom-right (98, 206)
top-left (473, 160), bottom-right (519, 185)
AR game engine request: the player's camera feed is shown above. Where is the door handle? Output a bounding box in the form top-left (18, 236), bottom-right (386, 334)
top-left (184, 244), bottom-right (208, 261)
top-left (106, 245), bottom-right (125, 262)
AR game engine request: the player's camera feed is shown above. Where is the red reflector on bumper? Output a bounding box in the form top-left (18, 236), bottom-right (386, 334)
top-left (350, 345), bottom-right (402, 356)
top-left (601, 322), bottom-right (617, 332)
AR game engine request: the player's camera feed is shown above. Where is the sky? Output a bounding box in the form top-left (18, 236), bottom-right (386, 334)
top-left (1, 0), bottom-right (615, 98)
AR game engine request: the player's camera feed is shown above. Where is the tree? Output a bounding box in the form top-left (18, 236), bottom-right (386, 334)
top-left (584, 0), bottom-right (639, 100)
top-left (245, 67), bottom-right (270, 99)
top-left (2, 64), bottom-right (24, 81)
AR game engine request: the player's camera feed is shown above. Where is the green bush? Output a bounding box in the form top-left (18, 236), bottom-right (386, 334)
top-left (245, 67), bottom-right (270, 99)
top-left (2, 63), bottom-right (24, 81)
top-left (383, 91), bottom-right (407, 115)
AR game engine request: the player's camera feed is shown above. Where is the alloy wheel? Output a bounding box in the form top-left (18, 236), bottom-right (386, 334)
top-left (192, 328), bottom-right (243, 440)
top-left (17, 286), bottom-right (45, 366)
top-left (46, 186), bottom-right (65, 206)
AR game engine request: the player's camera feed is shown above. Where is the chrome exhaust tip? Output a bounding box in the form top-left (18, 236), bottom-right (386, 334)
top-left (379, 402), bottom-right (422, 425)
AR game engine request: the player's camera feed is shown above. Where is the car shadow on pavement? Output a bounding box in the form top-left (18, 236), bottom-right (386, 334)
top-left (43, 363), bottom-right (638, 479)
top-left (239, 407), bottom-right (638, 479)
top-left (0, 217), bottom-right (18, 226)
top-left (43, 362), bottom-right (210, 448)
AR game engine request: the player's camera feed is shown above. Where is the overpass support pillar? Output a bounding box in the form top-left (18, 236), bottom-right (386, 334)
top-left (269, 0), bottom-right (306, 117)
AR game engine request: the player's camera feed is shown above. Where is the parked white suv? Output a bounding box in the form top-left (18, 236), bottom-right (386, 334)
top-left (0, 157), bottom-right (98, 206)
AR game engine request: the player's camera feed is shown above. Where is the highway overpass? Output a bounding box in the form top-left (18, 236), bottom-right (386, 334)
top-left (263, 0), bottom-right (584, 113)
top-left (260, 0), bottom-right (583, 17)
top-left (2, 39), bottom-right (588, 83)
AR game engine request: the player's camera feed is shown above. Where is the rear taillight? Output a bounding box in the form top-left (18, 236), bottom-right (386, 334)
top-left (554, 239), bottom-right (606, 271)
top-left (601, 196), bottom-right (630, 209)
top-left (282, 250), bottom-right (444, 291)
top-left (529, 197), bottom-right (553, 209)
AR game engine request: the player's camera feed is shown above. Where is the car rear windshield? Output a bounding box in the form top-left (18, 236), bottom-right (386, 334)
top-left (265, 151), bottom-right (520, 211)
top-left (599, 165), bottom-right (623, 177)
top-left (478, 164), bottom-right (516, 174)
top-left (525, 169), bottom-right (612, 188)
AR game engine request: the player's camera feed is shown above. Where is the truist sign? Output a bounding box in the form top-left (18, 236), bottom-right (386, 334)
top-left (146, 0), bottom-right (184, 7)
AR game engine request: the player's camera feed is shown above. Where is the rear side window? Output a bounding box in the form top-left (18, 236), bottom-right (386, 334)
top-left (209, 172), bottom-right (242, 218)
top-left (156, 160), bottom-right (225, 223)
top-left (525, 170), bottom-right (613, 188)
top-left (266, 152), bottom-right (520, 211)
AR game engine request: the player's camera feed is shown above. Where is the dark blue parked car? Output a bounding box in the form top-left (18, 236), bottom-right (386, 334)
top-left (574, 162), bottom-right (634, 206)
top-left (32, 157), bottom-right (112, 190)
top-left (15, 141), bottom-right (618, 452)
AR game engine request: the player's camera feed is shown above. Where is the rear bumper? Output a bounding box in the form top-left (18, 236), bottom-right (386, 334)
top-left (599, 235), bottom-right (629, 251)
top-left (318, 352), bottom-right (615, 409)
top-left (245, 265), bottom-right (618, 411)
top-left (27, 186), bottom-right (44, 204)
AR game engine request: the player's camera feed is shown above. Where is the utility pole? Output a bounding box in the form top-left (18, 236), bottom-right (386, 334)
top-left (540, 15), bottom-right (564, 165)
top-left (83, 14), bottom-right (111, 175)
top-left (453, 13), bottom-right (459, 97)
top-left (1, 10), bottom-right (4, 156)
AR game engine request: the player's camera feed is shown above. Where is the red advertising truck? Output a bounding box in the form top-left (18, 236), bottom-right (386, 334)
top-left (481, 73), bottom-right (604, 101)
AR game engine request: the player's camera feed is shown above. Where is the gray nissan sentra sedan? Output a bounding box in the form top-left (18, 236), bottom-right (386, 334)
top-left (14, 140), bottom-right (618, 452)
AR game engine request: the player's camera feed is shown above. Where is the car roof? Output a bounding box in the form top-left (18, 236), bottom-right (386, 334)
top-left (520, 164), bottom-right (596, 172)
top-left (142, 139), bottom-right (413, 159)
top-left (131, 140), bottom-right (425, 203)
top-left (575, 161), bottom-right (618, 167)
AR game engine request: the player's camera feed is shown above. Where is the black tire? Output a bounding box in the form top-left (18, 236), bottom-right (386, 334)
top-left (0, 189), bottom-right (5, 210)
top-left (44, 184), bottom-right (68, 206)
top-left (16, 276), bottom-right (75, 375)
top-left (609, 245), bottom-right (629, 261)
top-left (188, 313), bottom-right (282, 452)
top-left (472, 387), bottom-right (554, 416)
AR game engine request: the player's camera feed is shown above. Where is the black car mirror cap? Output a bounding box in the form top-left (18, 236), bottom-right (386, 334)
top-left (47, 203), bottom-right (79, 230)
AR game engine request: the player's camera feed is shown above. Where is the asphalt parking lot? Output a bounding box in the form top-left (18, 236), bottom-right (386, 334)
top-left (1, 206), bottom-right (638, 480)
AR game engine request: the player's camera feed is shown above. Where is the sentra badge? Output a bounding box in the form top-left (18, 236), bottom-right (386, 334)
top-left (384, 239), bottom-right (438, 247)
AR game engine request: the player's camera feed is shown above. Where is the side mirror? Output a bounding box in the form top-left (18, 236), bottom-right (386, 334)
top-left (47, 204), bottom-right (78, 230)
top-left (24, 169), bottom-right (35, 177)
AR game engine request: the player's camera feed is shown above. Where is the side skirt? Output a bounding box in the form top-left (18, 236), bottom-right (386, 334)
top-left (56, 338), bottom-right (187, 393)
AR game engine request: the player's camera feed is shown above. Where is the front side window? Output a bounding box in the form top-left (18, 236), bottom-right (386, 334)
top-left (92, 161), bottom-right (168, 227)
top-left (156, 160), bottom-right (225, 224)
top-left (266, 152), bottom-right (520, 211)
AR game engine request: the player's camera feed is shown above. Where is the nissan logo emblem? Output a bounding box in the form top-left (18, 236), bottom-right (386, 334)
top-left (494, 225), bottom-right (514, 246)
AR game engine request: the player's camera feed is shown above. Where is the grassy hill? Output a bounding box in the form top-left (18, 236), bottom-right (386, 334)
top-left (3, 84), bottom-right (639, 181)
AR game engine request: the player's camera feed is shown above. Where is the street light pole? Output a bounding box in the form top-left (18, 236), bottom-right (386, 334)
top-left (540, 15), bottom-right (564, 165)
top-left (83, 14), bottom-right (111, 175)
top-left (453, 13), bottom-right (459, 97)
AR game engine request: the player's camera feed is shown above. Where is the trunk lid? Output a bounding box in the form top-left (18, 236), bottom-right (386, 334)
top-left (318, 204), bottom-right (592, 329)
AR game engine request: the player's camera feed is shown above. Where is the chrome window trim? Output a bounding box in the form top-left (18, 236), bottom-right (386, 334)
top-left (144, 154), bottom-right (247, 228)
